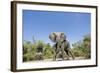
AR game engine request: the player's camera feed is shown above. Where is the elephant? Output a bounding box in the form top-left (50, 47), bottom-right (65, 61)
top-left (49, 32), bottom-right (75, 61)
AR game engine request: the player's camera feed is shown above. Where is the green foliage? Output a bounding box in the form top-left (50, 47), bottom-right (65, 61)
top-left (23, 34), bottom-right (91, 62)
top-left (23, 40), bottom-right (54, 62)
top-left (43, 43), bottom-right (54, 59)
top-left (23, 41), bottom-right (35, 61)
top-left (72, 34), bottom-right (91, 59)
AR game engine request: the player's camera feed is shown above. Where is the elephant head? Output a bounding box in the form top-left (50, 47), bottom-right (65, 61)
top-left (49, 32), bottom-right (66, 43)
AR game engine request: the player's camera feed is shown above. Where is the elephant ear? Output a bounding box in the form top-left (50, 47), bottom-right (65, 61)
top-left (49, 33), bottom-right (56, 42)
top-left (60, 32), bottom-right (66, 42)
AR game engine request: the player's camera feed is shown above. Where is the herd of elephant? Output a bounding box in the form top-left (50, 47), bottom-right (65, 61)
top-left (36, 32), bottom-right (75, 61)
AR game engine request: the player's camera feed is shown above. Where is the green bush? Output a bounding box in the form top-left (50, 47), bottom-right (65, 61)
top-left (72, 34), bottom-right (91, 59)
top-left (23, 34), bottom-right (91, 62)
top-left (23, 40), bottom-right (54, 62)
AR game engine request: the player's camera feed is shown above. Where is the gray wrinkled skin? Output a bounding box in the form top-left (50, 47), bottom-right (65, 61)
top-left (49, 32), bottom-right (75, 61)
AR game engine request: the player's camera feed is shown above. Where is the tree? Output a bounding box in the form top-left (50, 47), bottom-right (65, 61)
top-left (82, 34), bottom-right (91, 58)
top-left (72, 34), bottom-right (91, 59)
top-left (23, 41), bottom-right (34, 62)
top-left (44, 43), bottom-right (53, 59)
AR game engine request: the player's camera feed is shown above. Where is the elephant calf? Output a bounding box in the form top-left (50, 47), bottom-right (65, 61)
top-left (49, 32), bottom-right (75, 61)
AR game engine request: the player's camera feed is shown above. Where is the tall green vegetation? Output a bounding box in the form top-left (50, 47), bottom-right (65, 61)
top-left (72, 34), bottom-right (91, 59)
top-left (23, 34), bottom-right (91, 62)
top-left (23, 40), bottom-right (54, 62)
top-left (44, 43), bottom-right (54, 59)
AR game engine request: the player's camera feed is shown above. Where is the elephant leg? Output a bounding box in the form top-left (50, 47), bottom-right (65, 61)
top-left (65, 50), bottom-right (70, 60)
top-left (68, 50), bottom-right (75, 60)
top-left (61, 49), bottom-right (65, 60)
top-left (52, 44), bottom-right (57, 61)
top-left (53, 53), bottom-right (57, 61)
top-left (53, 49), bottom-right (59, 61)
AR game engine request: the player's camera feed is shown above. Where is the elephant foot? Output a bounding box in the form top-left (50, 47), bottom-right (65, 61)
top-left (62, 58), bottom-right (65, 60)
top-left (72, 57), bottom-right (75, 60)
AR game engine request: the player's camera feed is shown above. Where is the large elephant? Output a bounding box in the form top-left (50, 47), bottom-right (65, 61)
top-left (49, 32), bottom-right (75, 60)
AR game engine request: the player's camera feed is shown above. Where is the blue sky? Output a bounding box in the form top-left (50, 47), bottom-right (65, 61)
top-left (23, 10), bottom-right (91, 46)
